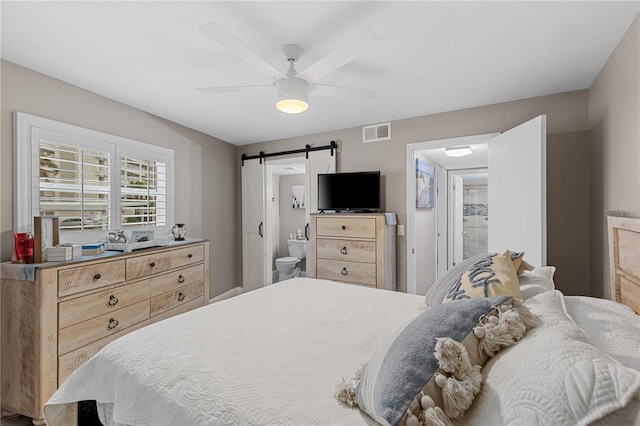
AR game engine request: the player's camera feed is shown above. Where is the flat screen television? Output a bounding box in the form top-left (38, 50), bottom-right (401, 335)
top-left (317, 171), bottom-right (381, 212)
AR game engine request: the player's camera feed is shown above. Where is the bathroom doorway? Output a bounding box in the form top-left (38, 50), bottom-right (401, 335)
top-left (265, 158), bottom-right (307, 285)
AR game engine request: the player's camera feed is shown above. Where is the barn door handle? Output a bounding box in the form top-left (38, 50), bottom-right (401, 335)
top-left (258, 221), bottom-right (264, 238)
top-left (305, 223), bottom-right (309, 240)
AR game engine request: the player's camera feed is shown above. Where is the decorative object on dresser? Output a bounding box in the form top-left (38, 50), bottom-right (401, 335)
top-left (172, 223), bottom-right (187, 241)
top-left (309, 213), bottom-right (396, 290)
top-left (33, 216), bottom-right (60, 263)
top-left (1, 240), bottom-right (209, 425)
top-left (607, 210), bottom-right (640, 314)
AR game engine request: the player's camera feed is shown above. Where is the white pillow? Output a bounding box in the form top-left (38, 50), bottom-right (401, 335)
top-left (519, 266), bottom-right (556, 299)
top-left (463, 290), bottom-right (640, 426)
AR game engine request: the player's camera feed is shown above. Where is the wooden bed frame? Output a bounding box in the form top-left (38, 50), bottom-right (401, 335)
top-left (607, 213), bottom-right (640, 314)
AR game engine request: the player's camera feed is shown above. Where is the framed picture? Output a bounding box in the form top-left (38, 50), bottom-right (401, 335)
top-left (292, 185), bottom-right (305, 209)
top-left (416, 158), bottom-right (435, 208)
top-left (34, 216), bottom-right (59, 263)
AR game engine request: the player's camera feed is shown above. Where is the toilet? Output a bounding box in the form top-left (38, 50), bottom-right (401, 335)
top-left (275, 239), bottom-right (307, 282)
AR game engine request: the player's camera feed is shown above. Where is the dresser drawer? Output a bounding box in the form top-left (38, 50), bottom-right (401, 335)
top-left (149, 264), bottom-right (204, 297)
top-left (126, 244), bottom-right (204, 280)
top-left (150, 281), bottom-right (204, 317)
top-left (58, 260), bottom-right (126, 297)
top-left (149, 296), bottom-right (204, 325)
top-left (316, 259), bottom-right (376, 286)
top-left (59, 280), bottom-right (150, 329)
top-left (58, 300), bottom-right (149, 355)
top-left (58, 318), bottom-right (150, 385)
top-left (315, 217), bottom-right (376, 238)
top-left (316, 238), bottom-right (376, 263)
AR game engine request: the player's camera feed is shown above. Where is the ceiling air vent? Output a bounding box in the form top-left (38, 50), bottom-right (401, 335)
top-left (362, 122), bottom-right (391, 143)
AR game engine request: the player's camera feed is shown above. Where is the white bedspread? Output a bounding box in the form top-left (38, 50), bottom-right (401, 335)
top-left (43, 279), bottom-right (640, 426)
top-left (44, 278), bottom-right (427, 425)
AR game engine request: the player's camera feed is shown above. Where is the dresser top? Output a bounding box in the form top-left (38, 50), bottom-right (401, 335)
top-left (606, 210), bottom-right (640, 219)
top-left (2, 238), bottom-right (207, 281)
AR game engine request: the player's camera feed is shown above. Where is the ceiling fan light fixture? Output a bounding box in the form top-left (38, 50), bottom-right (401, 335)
top-left (445, 146), bottom-right (473, 158)
top-left (276, 78), bottom-right (309, 114)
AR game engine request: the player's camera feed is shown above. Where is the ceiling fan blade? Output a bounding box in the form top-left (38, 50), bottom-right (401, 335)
top-left (311, 84), bottom-right (379, 99)
top-left (299, 29), bottom-right (381, 83)
top-left (197, 84), bottom-right (273, 94)
top-left (200, 22), bottom-right (285, 79)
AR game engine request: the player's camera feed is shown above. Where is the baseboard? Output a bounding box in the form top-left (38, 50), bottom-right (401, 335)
top-left (209, 286), bottom-right (242, 304)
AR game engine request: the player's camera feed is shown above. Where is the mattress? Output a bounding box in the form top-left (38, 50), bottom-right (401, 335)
top-left (43, 277), bottom-right (640, 426)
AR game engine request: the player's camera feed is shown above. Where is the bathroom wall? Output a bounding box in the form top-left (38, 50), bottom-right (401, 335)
top-left (269, 173), bottom-right (280, 272)
top-left (279, 174), bottom-right (306, 270)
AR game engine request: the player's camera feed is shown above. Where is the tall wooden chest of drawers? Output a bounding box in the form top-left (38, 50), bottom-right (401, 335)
top-left (309, 214), bottom-right (396, 290)
top-left (1, 240), bottom-right (209, 424)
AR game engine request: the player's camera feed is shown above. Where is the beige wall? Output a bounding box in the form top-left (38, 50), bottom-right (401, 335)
top-left (588, 15), bottom-right (640, 298)
top-left (0, 60), bottom-right (240, 299)
top-left (240, 90), bottom-right (591, 294)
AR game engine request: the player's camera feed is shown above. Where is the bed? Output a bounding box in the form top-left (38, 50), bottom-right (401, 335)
top-left (42, 217), bottom-right (640, 426)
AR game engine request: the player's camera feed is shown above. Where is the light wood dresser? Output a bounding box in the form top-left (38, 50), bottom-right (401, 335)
top-left (309, 213), bottom-right (396, 290)
top-left (607, 211), bottom-right (640, 314)
top-left (1, 240), bottom-right (209, 424)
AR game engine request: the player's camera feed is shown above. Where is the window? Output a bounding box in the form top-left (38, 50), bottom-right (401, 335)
top-left (15, 113), bottom-right (174, 243)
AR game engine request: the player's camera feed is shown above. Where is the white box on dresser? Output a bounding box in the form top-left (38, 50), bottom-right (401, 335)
top-left (1, 239), bottom-right (209, 425)
top-left (309, 213), bottom-right (396, 290)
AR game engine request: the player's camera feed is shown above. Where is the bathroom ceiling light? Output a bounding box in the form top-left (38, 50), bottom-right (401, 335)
top-left (445, 146), bottom-right (473, 158)
top-left (275, 78), bottom-right (309, 114)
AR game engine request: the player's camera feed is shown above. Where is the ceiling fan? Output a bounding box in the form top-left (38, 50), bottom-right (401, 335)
top-left (197, 22), bottom-right (381, 114)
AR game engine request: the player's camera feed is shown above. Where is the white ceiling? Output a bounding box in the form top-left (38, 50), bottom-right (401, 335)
top-left (2, 1), bottom-right (638, 146)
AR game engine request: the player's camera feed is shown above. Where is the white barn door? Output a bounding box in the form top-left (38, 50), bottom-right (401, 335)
top-left (488, 115), bottom-right (547, 267)
top-left (242, 159), bottom-right (266, 292)
top-left (304, 150), bottom-right (336, 274)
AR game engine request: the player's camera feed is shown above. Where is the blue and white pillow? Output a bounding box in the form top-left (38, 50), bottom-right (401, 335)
top-left (336, 296), bottom-right (536, 426)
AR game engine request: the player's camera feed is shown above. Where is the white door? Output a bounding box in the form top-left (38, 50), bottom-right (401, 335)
top-left (242, 159), bottom-right (266, 292)
top-left (436, 165), bottom-right (448, 278)
top-left (304, 150), bottom-right (336, 273)
top-left (488, 115), bottom-right (547, 267)
top-left (449, 173), bottom-right (465, 268)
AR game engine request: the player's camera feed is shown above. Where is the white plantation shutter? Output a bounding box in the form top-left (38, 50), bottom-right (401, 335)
top-left (120, 155), bottom-right (167, 228)
top-left (39, 140), bottom-right (111, 230)
top-left (15, 112), bottom-right (174, 240)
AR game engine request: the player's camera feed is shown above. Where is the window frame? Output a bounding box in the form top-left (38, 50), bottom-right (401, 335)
top-left (14, 112), bottom-right (175, 243)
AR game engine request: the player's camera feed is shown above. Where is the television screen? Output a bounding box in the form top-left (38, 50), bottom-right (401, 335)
top-left (317, 171), bottom-right (381, 212)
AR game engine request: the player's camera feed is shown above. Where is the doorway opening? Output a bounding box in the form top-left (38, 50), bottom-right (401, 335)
top-left (406, 115), bottom-right (547, 296)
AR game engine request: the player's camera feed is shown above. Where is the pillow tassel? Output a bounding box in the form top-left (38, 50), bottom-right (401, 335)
top-left (419, 406), bottom-right (452, 426)
top-left (510, 298), bottom-right (538, 330)
top-left (334, 365), bottom-right (364, 407)
top-left (441, 376), bottom-right (476, 419)
top-left (478, 300), bottom-right (536, 357)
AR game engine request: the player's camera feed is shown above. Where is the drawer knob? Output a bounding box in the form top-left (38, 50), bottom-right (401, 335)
top-left (107, 318), bottom-right (119, 330)
top-left (149, 262), bottom-right (156, 268)
top-left (178, 274), bottom-right (185, 283)
top-left (341, 267), bottom-right (348, 276)
top-left (93, 273), bottom-right (101, 280)
top-left (341, 225), bottom-right (346, 230)
top-left (178, 292), bottom-right (186, 301)
top-left (188, 254), bottom-right (193, 258)
top-left (340, 247), bottom-right (348, 255)
top-left (107, 295), bottom-right (119, 307)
